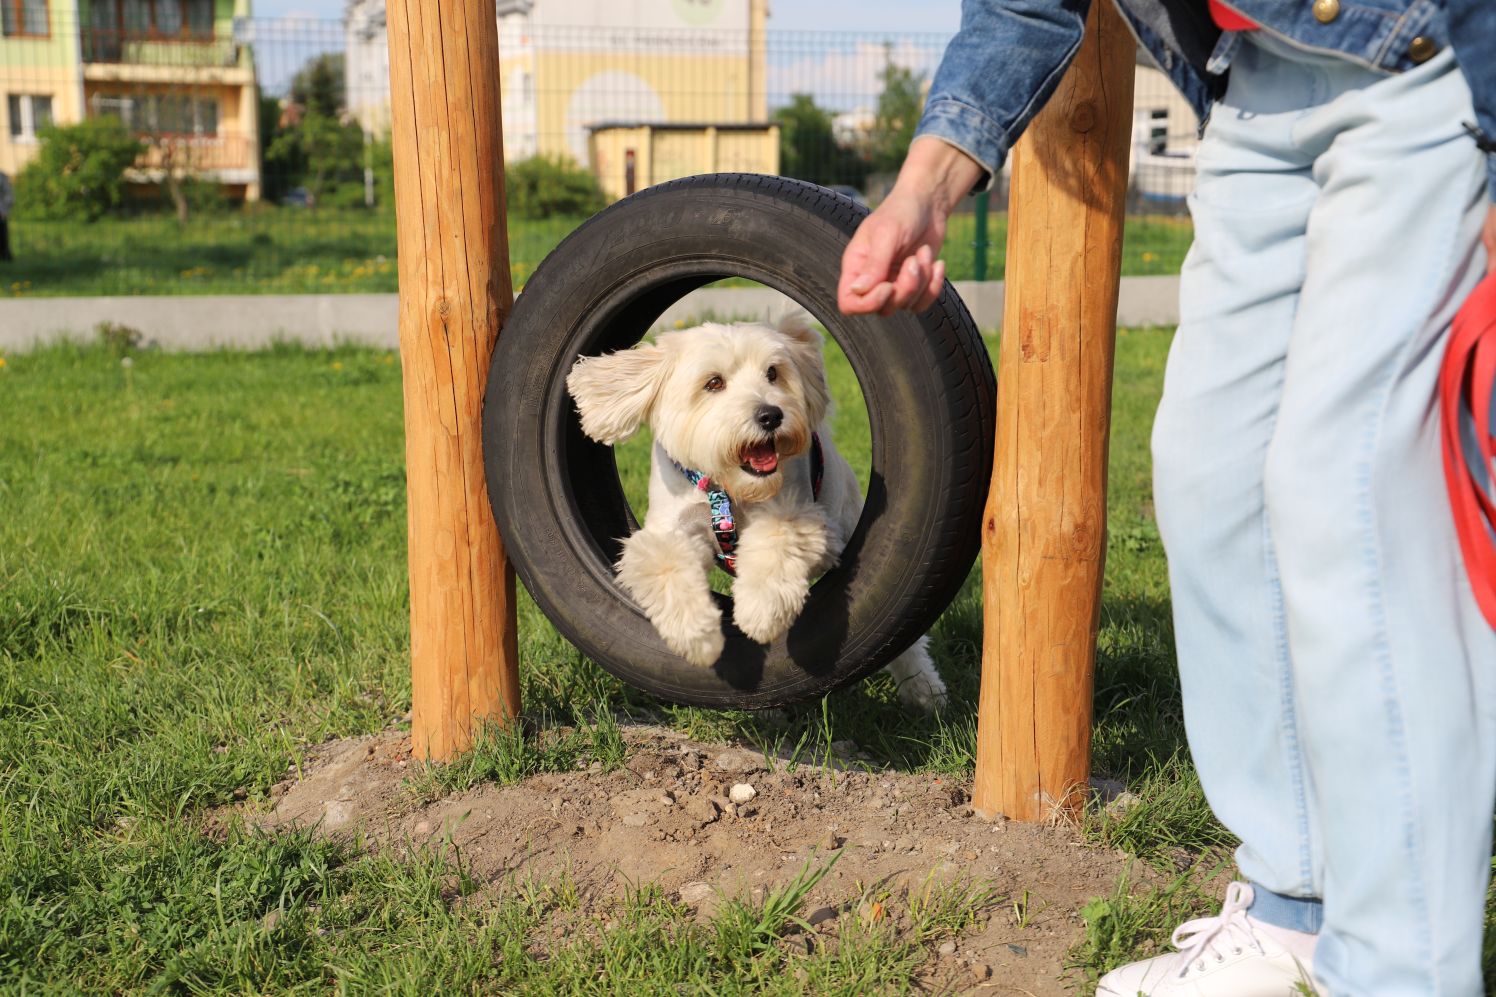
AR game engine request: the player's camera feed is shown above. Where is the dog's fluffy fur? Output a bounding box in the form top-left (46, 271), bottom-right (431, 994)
top-left (566, 311), bottom-right (946, 711)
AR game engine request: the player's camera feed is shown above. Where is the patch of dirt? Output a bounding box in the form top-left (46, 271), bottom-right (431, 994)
top-left (238, 726), bottom-right (1153, 995)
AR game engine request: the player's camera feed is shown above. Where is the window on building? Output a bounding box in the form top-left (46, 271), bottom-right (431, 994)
top-left (6, 93), bottom-right (54, 141)
top-left (92, 92), bottom-right (218, 137)
top-left (100, 0), bottom-right (213, 41)
top-left (1148, 109), bottom-right (1169, 156)
top-left (1, 0), bottom-right (49, 37)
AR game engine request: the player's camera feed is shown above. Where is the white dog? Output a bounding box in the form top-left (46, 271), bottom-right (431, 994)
top-left (565, 311), bottom-right (946, 711)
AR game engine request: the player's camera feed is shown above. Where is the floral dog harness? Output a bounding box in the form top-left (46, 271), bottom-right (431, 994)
top-left (673, 434), bottom-right (825, 575)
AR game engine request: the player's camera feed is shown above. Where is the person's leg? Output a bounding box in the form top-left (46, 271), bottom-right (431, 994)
top-left (1151, 35), bottom-right (1323, 914)
top-left (1097, 41), bottom-right (1341, 995)
top-left (1263, 43), bottom-right (1496, 995)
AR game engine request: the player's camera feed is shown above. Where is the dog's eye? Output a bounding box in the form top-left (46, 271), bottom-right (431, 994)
top-left (704, 375), bottom-right (724, 392)
top-left (765, 365), bottom-right (778, 383)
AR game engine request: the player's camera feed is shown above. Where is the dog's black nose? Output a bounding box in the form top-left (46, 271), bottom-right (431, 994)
top-left (755, 405), bottom-right (783, 431)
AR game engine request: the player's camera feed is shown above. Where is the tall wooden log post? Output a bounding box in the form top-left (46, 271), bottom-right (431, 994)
top-left (387, 0), bottom-right (522, 761)
top-left (973, 1), bottom-right (1136, 821)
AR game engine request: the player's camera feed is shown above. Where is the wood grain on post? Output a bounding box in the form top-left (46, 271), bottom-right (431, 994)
top-left (973, 0), bottom-right (1135, 822)
top-left (387, 0), bottom-right (522, 761)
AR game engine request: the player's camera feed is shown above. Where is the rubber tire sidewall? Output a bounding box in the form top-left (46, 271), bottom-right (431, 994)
top-left (484, 174), bottom-right (994, 709)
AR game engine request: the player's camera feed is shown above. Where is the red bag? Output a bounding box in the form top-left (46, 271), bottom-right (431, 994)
top-left (1440, 273), bottom-right (1496, 627)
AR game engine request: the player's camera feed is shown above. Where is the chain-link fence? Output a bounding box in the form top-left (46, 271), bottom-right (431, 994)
top-left (0, 6), bottom-right (1197, 297)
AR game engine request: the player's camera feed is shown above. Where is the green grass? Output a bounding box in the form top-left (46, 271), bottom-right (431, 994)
top-left (0, 205), bottom-right (1192, 298)
top-left (3, 328), bottom-right (1487, 991)
top-left (0, 208), bottom-right (577, 297)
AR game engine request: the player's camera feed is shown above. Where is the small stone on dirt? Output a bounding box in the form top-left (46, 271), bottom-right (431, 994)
top-left (784, 934), bottom-right (812, 955)
top-left (678, 881), bottom-right (714, 906)
top-left (937, 941), bottom-right (957, 957)
top-left (818, 830), bottom-right (843, 851)
top-left (610, 788), bottom-right (676, 819)
top-left (413, 820), bottom-right (432, 836)
top-left (684, 796), bottom-right (720, 824)
top-left (622, 813), bottom-right (649, 828)
top-left (1105, 790), bottom-right (1143, 818)
top-left (715, 748), bottom-right (768, 774)
top-left (729, 783), bottom-right (757, 805)
top-left (806, 905), bottom-right (838, 927)
top-left (971, 962), bottom-right (993, 981)
top-left (1007, 943), bottom-right (1028, 957)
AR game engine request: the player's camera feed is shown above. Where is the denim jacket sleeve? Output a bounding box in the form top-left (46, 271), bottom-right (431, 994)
top-left (1447, 0), bottom-right (1496, 202)
top-left (914, 0), bottom-right (1092, 192)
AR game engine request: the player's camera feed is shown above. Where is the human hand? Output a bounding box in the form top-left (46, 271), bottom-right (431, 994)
top-left (837, 137), bottom-right (985, 316)
top-left (838, 190), bottom-right (948, 315)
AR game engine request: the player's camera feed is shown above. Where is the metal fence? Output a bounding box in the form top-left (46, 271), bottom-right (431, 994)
top-left (0, 10), bottom-right (1198, 298)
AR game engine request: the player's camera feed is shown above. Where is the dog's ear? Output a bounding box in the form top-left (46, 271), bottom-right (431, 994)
top-left (776, 308), bottom-right (819, 347)
top-left (777, 310), bottom-right (832, 427)
top-left (566, 343), bottom-right (670, 444)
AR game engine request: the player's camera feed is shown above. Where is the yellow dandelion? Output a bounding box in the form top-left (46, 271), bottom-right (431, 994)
top-left (0, 357), bottom-right (8, 368)
top-left (1142, 251), bottom-right (1158, 263)
top-left (332, 361), bottom-right (344, 371)
top-left (674, 319), bottom-right (686, 329)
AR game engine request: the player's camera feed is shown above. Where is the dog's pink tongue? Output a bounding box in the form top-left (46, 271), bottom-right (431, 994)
top-left (744, 442), bottom-right (778, 473)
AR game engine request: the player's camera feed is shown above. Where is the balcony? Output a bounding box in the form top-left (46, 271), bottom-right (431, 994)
top-left (81, 29), bottom-right (251, 84)
top-left (124, 133), bottom-right (259, 186)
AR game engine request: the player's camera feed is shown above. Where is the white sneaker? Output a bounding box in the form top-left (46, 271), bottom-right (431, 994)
top-left (1095, 882), bottom-right (1322, 996)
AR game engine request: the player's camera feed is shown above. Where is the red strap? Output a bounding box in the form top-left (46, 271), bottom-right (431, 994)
top-left (1440, 273), bottom-right (1496, 628)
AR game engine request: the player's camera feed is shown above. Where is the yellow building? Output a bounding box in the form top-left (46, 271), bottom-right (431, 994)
top-left (1, 0), bottom-right (262, 200)
top-left (497, 0), bottom-right (769, 165)
top-left (590, 120), bottom-right (777, 200)
top-left (347, 0), bottom-right (771, 196)
top-left (0, 1), bottom-right (83, 178)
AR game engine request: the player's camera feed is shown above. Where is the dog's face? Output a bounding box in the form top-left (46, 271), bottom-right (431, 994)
top-left (567, 311), bottom-right (832, 503)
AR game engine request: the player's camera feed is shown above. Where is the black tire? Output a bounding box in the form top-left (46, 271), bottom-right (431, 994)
top-left (483, 174), bottom-right (996, 709)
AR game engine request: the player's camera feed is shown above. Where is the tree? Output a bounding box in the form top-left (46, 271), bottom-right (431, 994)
top-left (13, 118), bottom-right (143, 221)
top-left (774, 94), bottom-right (837, 182)
top-left (265, 109), bottom-right (364, 204)
top-left (868, 58), bottom-right (927, 175)
top-left (290, 53), bottom-right (346, 118)
top-left (772, 93), bottom-right (870, 189)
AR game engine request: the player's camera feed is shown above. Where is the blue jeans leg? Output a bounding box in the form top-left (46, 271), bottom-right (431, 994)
top-left (1155, 34), bottom-right (1496, 995)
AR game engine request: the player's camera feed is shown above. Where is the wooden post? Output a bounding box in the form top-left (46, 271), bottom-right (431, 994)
top-left (973, 1), bottom-right (1135, 822)
top-left (386, 0), bottom-right (522, 761)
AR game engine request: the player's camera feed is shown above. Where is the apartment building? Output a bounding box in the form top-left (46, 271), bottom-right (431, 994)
top-left (1, 0), bottom-right (262, 200)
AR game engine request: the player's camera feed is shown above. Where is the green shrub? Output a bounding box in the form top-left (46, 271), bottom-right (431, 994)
top-left (318, 181), bottom-right (361, 210)
top-left (14, 119), bottom-right (144, 222)
top-left (505, 155), bottom-right (606, 220)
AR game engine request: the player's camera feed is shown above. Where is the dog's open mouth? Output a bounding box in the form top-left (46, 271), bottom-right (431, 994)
top-left (739, 440), bottom-right (779, 477)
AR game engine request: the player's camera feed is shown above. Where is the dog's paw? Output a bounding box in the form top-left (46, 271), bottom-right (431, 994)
top-left (895, 672), bottom-right (949, 713)
top-left (666, 617), bottom-right (726, 667)
top-left (884, 639), bottom-right (946, 713)
top-left (731, 580), bottom-right (808, 645)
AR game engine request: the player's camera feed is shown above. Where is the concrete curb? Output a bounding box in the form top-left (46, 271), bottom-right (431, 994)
top-left (0, 277), bottom-right (1182, 352)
